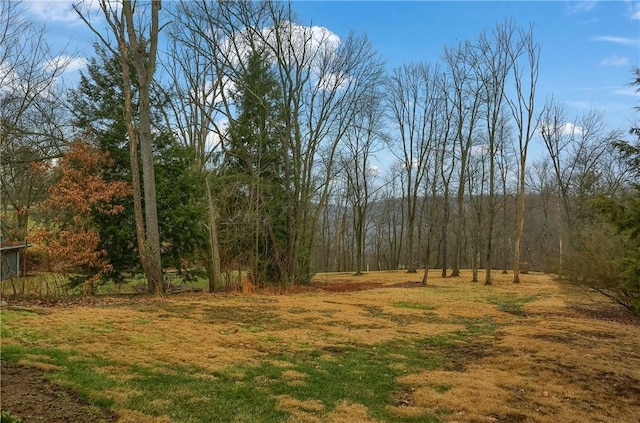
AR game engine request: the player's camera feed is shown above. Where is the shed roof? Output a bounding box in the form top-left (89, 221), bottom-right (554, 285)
top-left (0, 241), bottom-right (31, 251)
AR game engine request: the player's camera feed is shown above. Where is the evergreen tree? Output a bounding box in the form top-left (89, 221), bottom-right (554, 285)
top-left (220, 50), bottom-right (288, 286)
top-left (569, 69), bottom-right (640, 315)
top-left (70, 45), bottom-right (207, 283)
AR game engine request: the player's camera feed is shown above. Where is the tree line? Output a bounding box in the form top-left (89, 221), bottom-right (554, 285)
top-left (1, 1), bottom-right (638, 314)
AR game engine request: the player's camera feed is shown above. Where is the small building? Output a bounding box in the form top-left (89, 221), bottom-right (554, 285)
top-left (0, 239), bottom-right (30, 281)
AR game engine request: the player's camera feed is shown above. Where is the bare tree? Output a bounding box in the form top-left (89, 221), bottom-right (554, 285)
top-left (75, 0), bottom-right (164, 294)
top-left (444, 41), bottom-right (483, 278)
top-left (339, 88), bottom-right (386, 275)
top-left (171, 0), bottom-right (383, 284)
top-left (164, 1), bottom-right (246, 291)
top-left (473, 22), bottom-right (515, 284)
top-left (467, 140), bottom-right (488, 282)
top-left (506, 25), bottom-right (540, 284)
top-left (526, 158), bottom-right (559, 273)
top-left (420, 72), bottom-right (452, 285)
top-left (497, 126), bottom-right (516, 273)
top-left (386, 63), bottom-right (443, 273)
top-left (373, 167), bottom-right (406, 271)
top-left (1, 1), bottom-right (72, 241)
top-left (436, 76), bottom-right (457, 278)
top-left (539, 99), bottom-right (622, 275)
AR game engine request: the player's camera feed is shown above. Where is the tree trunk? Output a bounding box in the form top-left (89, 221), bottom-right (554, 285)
top-left (137, 83), bottom-right (163, 294)
top-left (74, 0), bottom-right (164, 293)
top-left (485, 152), bottom-right (496, 285)
top-left (123, 0), bottom-right (163, 294)
top-left (205, 177), bottom-right (222, 292)
top-left (117, 30), bottom-right (150, 292)
top-left (440, 189), bottom-right (450, 278)
top-left (513, 182), bottom-right (525, 283)
top-left (451, 172), bottom-right (465, 277)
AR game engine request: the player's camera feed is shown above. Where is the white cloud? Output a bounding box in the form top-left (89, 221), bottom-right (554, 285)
top-left (206, 119), bottom-right (229, 153)
top-left (0, 60), bottom-right (19, 93)
top-left (592, 35), bottom-right (640, 47)
top-left (217, 21), bottom-right (343, 93)
top-left (599, 55), bottom-right (629, 66)
top-left (220, 21), bottom-right (341, 70)
top-left (27, 1), bottom-right (79, 23)
top-left (537, 121), bottom-right (585, 137)
top-left (628, 2), bottom-right (640, 20)
top-left (44, 55), bottom-right (86, 73)
top-left (470, 144), bottom-right (489, 156)
top-left (306, 25), bottom-right (342, 52)
top-left (66, 57), bottom-right (87, 73)
top-left (315, 72), bottom-right (349, 91)
top-left (566, 1), bottom-right (597, 14)
top-left (27, 0), bottom-right (120, 26)
top-left (203, 76), bottom-right (235, 109)
top-left (366, 165), bottom-right (380, 177)
top-left (612, 87), bottom-right (640, 97)
top-left (559, 122), bottom-right (584, 136)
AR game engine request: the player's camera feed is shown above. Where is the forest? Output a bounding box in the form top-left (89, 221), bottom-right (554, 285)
top-left (1, 0), bottom-right (639, 315)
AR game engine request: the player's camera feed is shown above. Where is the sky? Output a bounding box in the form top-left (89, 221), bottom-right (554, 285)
top-left (293, 0), bottom-right (640, 133)
top-left (22, 0), bottom-right (640, 139)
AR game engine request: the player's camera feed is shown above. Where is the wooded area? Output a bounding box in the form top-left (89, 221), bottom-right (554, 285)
top-left (1, 0), bottom-right (638, 314)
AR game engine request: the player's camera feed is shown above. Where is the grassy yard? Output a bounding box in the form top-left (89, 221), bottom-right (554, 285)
top-left (1, 270), bottom-right (639, 422)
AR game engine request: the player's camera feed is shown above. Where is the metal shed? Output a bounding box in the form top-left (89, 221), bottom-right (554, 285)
top-left (0, 240), bottom-right (30, 281)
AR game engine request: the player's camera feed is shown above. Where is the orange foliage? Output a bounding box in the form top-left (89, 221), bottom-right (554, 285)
top-left (242, 276), bottom-right (256, 294)
top-left (34, 139), bottom-right (129, 284)
top-left (30, 228), bottom-right (112, 277)
top-left (46, 139), bottom-right (129, 215)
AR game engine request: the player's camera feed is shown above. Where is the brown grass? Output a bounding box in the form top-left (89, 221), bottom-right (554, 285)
top-left (2, 269), bottom-right (639, 422)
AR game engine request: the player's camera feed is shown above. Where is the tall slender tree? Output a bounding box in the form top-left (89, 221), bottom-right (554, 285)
top-left (75, 0), bottom-right (164, 293)
top-left (444, 41), bottom-right (483, 278)
top-left (507, 25), bottom-right (540, 284)
top-left (386, 63), bottom-right (441, 273)
top-left (340, 88), bottom-right (385, 275)
top-left (222, 49), bottom-right (287, 285)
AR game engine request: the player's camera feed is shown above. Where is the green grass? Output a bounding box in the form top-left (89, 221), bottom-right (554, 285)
top-left (1, 410), bottom-right (24, 423)
top-left (1, 344), bottom-right (117, 407)
top-left (1, 343), bottom-right (285, 422)
top-left (1, 331), bottom-right (452, 422)
top-left (487, 295), bottom-right (537, 316)
top-left (0, 273), bottom-right (71, 296)
top-left (393, 301), bottom-right (438, 311)
top-left (242, 339), bottom-right (442, 422)
top-left (0, 301), bottom-right (499, 422)
top-left (123, 365), bottom-right (287, 422)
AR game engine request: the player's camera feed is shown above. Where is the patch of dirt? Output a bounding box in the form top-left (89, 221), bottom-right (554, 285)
top-left (389, 281), bottom-right (427, 288)
top-left (487, 412), bottom-right (529, 423)
top-left (0, 360), bottom-right (118, 422)
top-left (440, 341), bottom-right (493, 372)
top-left (390, 385), bottom-right (416, 407)
top-left (530, 333), bottom-right (579, 344)
top-left (319, 282), bottom-right (384, 292)
top-left (567, 304), bottom-right (640, 326)
top-left (1, 294), bottom-right (141, 310)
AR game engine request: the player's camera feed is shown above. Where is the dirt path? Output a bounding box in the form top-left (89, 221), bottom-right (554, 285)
top-left (1, 360), bottom-right (117, 423)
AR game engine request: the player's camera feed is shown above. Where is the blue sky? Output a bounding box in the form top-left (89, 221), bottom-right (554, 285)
top-left (292, 1), bottom-right (639, 133)
top-left (24, 0), bottom-right (640, 135)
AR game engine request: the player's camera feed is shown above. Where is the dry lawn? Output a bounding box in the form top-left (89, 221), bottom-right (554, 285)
top-left (1, 270), bottom-right (639, 422)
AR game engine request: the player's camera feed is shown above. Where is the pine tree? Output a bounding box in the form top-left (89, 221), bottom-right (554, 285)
top-left (221, 50), bottom-right (288, 286)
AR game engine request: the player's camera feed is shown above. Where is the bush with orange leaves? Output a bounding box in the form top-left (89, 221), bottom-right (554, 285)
top-left (31, 139), bottom-right (129, 294)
